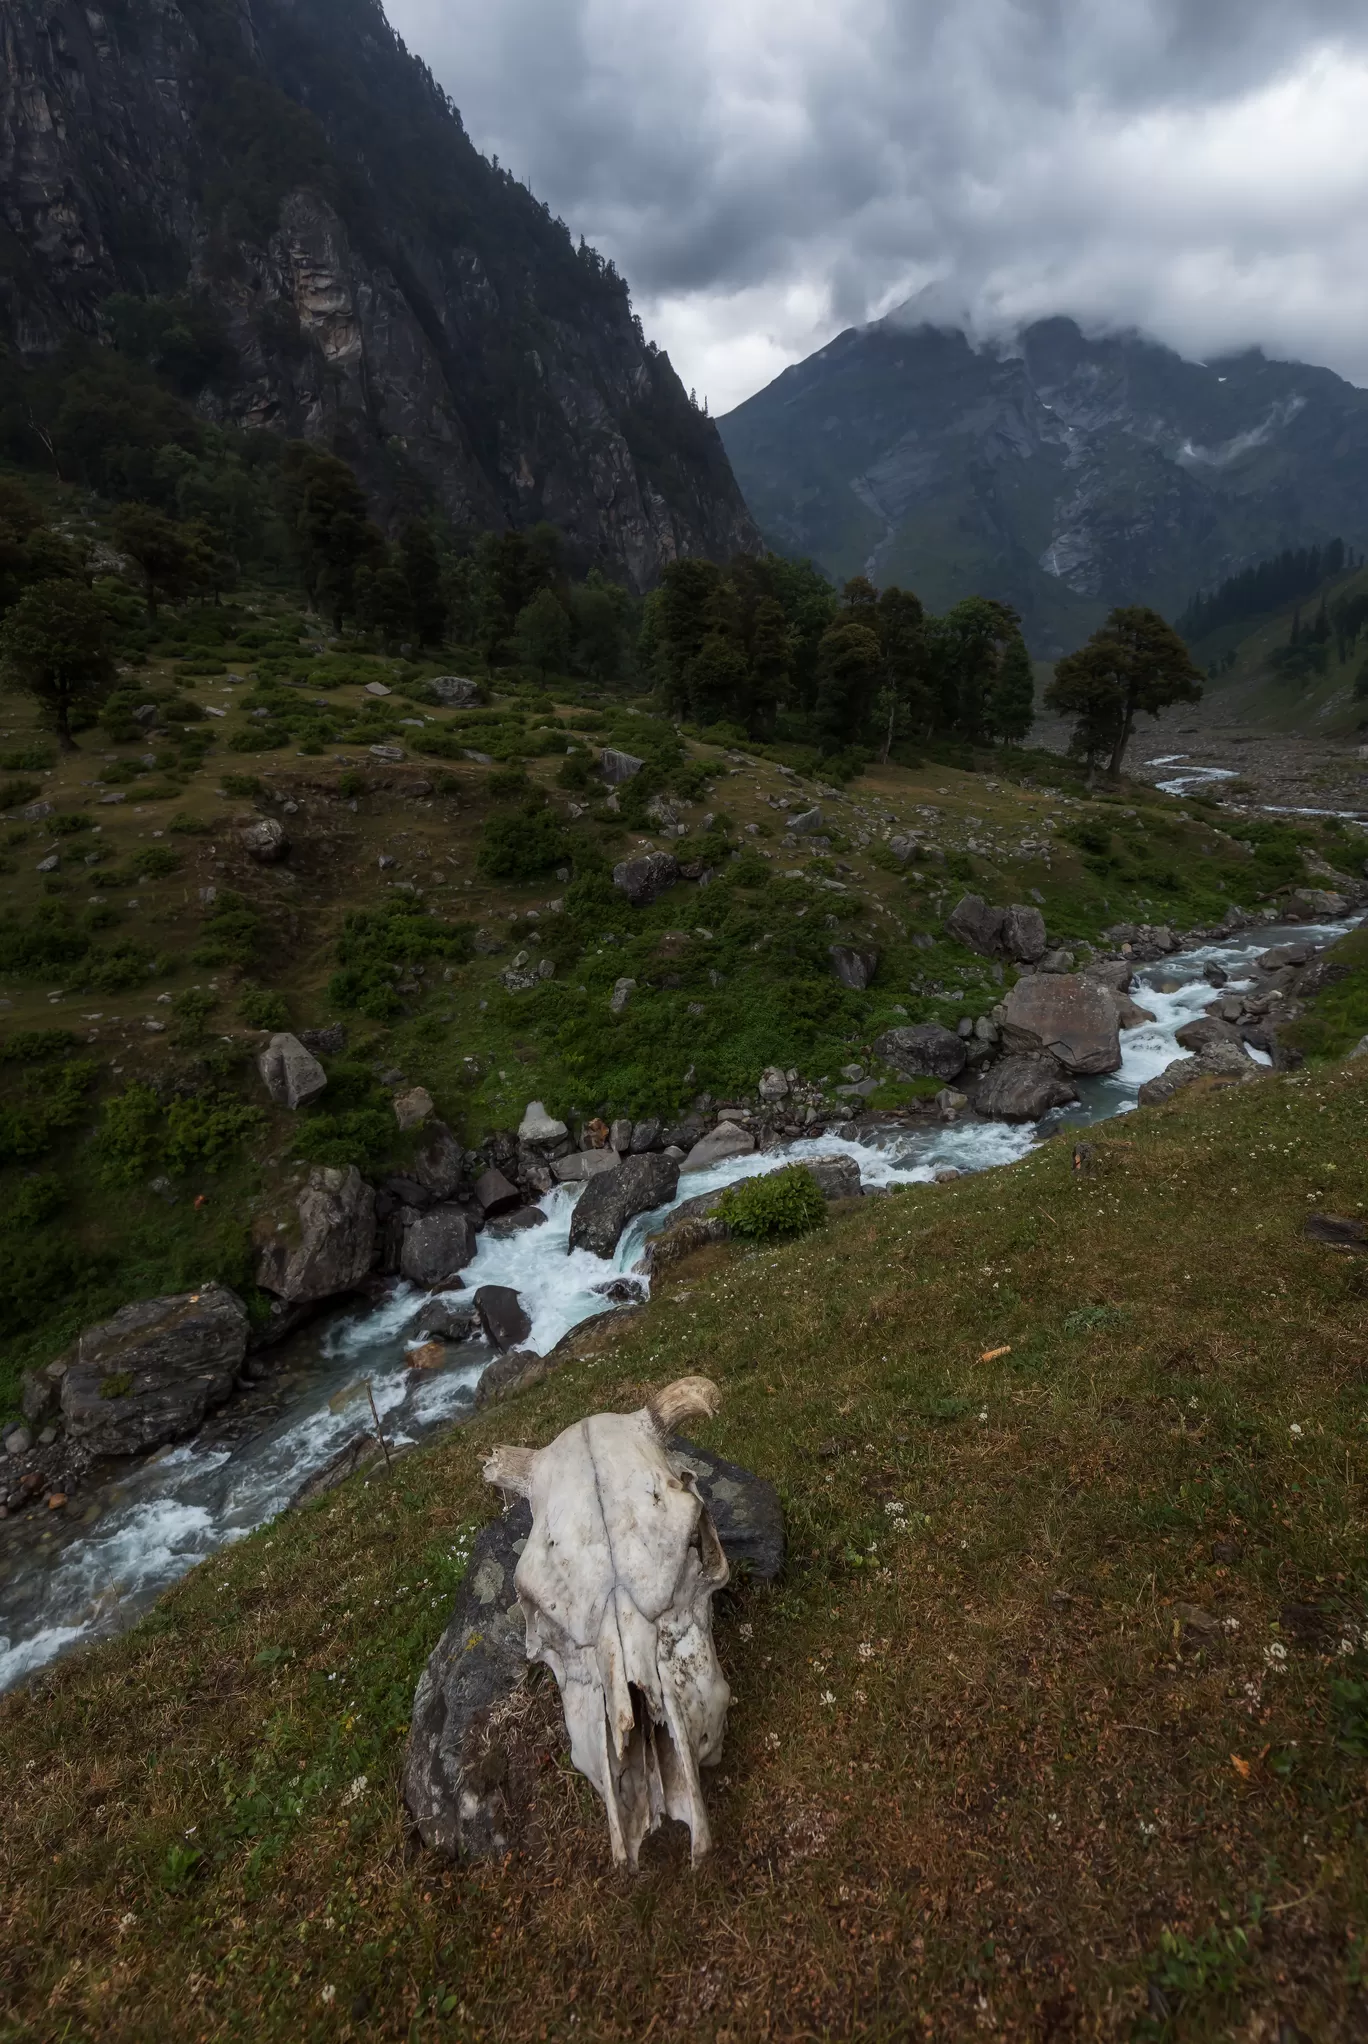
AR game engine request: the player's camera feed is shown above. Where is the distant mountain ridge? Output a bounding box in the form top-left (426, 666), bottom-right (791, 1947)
top-left (718, 313), bottom-right (1368, 652)
top-left (0, 0), bottom-right (758, 588)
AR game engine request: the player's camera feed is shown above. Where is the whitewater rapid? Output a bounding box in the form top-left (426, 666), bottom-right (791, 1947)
top-left (0, 915), bottom-right (1351, 1692)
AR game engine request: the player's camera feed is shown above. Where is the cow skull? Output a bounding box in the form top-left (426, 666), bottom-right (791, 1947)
top-left (483, 1376), bottom-right (730, 1869)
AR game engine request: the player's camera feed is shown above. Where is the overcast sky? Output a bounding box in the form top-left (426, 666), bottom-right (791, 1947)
top-left (386, 0), bottom-right (1368, 415)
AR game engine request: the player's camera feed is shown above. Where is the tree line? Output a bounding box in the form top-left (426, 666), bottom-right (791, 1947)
top-left (1177, 538), bottom-right (1353, 643)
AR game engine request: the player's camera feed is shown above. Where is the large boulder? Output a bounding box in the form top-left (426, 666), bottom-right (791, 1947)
top-left (1000, 904), bottom-right (1048, 963)
top-left (257, 1032), bottom-right (328, 1110)
top-left (568, 1151), bottom-right (680, 1258)
top-left (474, 1167), bottom-right (521, 1217)
top-left (828, 945), bottom-right (878, 991)
top-left (805, 1154), bottom-right (862, 1200)
top-left (474, 1286), bottom-right (533, 1351)
top-left (873, 1024), bottom-right (968, 1081)
top-left (401, 1207), bottom-right (479, 1287)
top-left (61, 1284), bottom-right (249, 1456)
top-left (255, 1166), bottom-right (377, 1303)
top-left (1175, 1015), bottom-right (1245, 1053)
top-left (518, 1100), bottom-right (568, 1146)
top-left (947, 894), bottom-right (1048, 962)
top-left (403, 1439), bottom-right (783, 1859)
top-left (612, 851), bottom-right (679, 906)
top-left (428, 676), bottom-right (481, 708)
top-left (240, 817), bottom-right (289, 864)
top-left (975, 1055), bottom-right (1079, 1122)
top-left (999, 974), bottom-right (1122, 1075)
top-left (599, 747), bottom-right (645, 784)
top-left (1137, 1041), bottom-right (1257, 1107)
top-left (408, 1120), bottom-right (464, 1201)
top-left (681, 1122), bottom-right (757, 1174)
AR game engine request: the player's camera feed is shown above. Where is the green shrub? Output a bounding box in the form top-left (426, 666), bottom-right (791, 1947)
top-left (170, 988), bottom-right (218, 1043)
top-left (164, 1095), bottom-right (265, 1174)
top-left (85, 941), bottom-right (156, 993)
top-left (729, 850), bottom-right (772, 888)
top-left (0, 747), bottom-right (56, 772)
top-left (487, 766), bottom-right (532, 799)
top-left (95, 1083), bottom-right (163, 1181)
top-left (5, 1173), bottom-right (67, 1230)
top-left (168, 814), bottom-right (212, 835)
top-left (220, 773), bottom-right (264, 799)
top-left (0, 779), bottom-right (41, 811)
top-left (0, 1030), bottom-right (80, 1063)
top-left (191, 889), bottom-right (264, 968)
top-left (477, 801), bottom-right (570, 882)
top-left (237, 985), bottom-right (290, 1030)
top-left (556, 751), bottom-right (593, 790)
top-left (291, 1107), bottom-right (396, 1173)
top-left (717, 1165), bottom-right (827, 1241)
top-left (131, 845), bottom-right (183, 878)
top-left (337, 770), bottom-right (367, 799)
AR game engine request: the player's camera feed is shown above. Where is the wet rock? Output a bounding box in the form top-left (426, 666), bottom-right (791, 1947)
top-left (1137, 1040), bottom-right (1257, 1107)
top-left (411, 1300), bottom-right (478, 1341)
top-left (609, 1117), bottom-right (633, 1153)
top-left (873, 1023), bottom-right (968, 1081)
top-left (393, 1086), bottom-right (434, 1130)
top-left (401, 1207), bottom-right (479, 1286)
top-left (828, 945), bottom-right (878, 990)
top-left (612, 851), bottom-right (679, 906)
top-left (599, 747), bottom-right (645, 784)
top-left (1175, 1015), bottom-right (1244, 1053)
top-left (256, 1167), bottom-right (377, 1304)
top-left (474, 1286), bottom-right (533, 1351)
top-left (999, 975), bottom-right (1121, 1076)
top-left (474, 1167), bottom-right (521, 1217)
top-left (975, 1055), bottom-right (1079, 1122)
top-left (638, 1204), bottom-right (731, 1275)
top-left (484, 1205), bottom-right (549, 1240)
top-left (289, 1435), bottom-right (382, 1510)
top-left (239, 817), bottom-right (289, 864)
top-left (681, 1122), bottom-right (757, 1174)
top-left (805, 1154), bottom-right (862, 1200)
top-left (1082, 960), bottom-right (1135, 994)
top-left (61, 1284), bottom-right (249, 1456)
top-left (1286, 887), bottom-right (1348, 918)
top-left (593, 1276), bottom-right (648, 1304)
top-left (257, 1031), bottom-right (328, 1110)
top-left (1203, 964), bottom-right (1229, 989)
top-left (568, 1150), bottom-right (680, 1257)
top-left (403, 1440), bottom-right (783, 1858)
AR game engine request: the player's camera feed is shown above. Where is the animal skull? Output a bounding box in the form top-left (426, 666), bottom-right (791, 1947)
top-left (483, 1376), bottom-right (730, 1868)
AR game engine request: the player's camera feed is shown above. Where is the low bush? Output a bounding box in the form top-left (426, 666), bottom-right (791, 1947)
top-left (717, 1165), bottom-right (827, 1241)
top-left (237, 985), bottom-right (290, 1030)
top-left (476, 800), bottom-right (569, 882)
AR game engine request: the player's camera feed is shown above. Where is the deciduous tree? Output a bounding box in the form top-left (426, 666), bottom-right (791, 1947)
top-left (1046, 606), bottom-right (1202, 778)
top-left (0, 579), bottom-right (114, 748)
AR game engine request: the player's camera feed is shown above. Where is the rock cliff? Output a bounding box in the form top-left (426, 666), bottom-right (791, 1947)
top-left (0, 0), bottom-right (758, 587)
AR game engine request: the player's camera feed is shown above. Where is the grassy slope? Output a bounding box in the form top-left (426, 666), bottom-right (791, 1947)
top-left (1193, 563), bottom-right (1368, 738)
top-left (10, 594), bottom-right (1353, 1416)
top-left (3, 1055), bottom-right (1368, 2040)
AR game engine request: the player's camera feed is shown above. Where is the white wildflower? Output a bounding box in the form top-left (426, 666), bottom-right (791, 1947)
top-left (1290, 1423), bottom-right (1303, 1438)
top-left (321, 1985), bottom-right (336, 2006)
top-left (820, 1689), bottom-right (837, 1707)
top-left (857, 1641), bottom-right (875, 1661)
top-left (340, 1774), bottom-right (368, 1808)
top-left (738, 1622), bottom-right (753, 1641)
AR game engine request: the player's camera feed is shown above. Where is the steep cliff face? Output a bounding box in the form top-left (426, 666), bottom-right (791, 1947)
top-left (720, 313), bottom-right (1368, 652)
top-left (0, 0), bottom-right (758, 587)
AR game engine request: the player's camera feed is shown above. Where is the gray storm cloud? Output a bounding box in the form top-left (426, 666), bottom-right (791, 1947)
top-left (385, 0), bottom-right (1368, 411)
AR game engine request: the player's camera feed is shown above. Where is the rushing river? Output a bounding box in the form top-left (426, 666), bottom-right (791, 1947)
top-left (0, 916), bottom-right (1352, 1693)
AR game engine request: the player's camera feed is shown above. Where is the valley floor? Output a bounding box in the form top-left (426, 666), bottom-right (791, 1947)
top-left (3, 1055), bottom-right (1368, 2040)
top-left (1032, 707), bottom-right (1368, 819)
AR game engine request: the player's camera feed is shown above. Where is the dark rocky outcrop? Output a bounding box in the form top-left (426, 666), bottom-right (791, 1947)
top-left (400, 1208), bottom-right (479, 1287)
top-left (255, 1166), bottom-right (377, 1303)
top-left (567, 1151), bottom-right (680, 1258)
top-left (828, 945), bottom-right (878, 991)
top-left (873, 1023), bottom-right (968, 1080)
top-left (474, 1287), bottom-right (533, 1352)
top-left (944, 895), bottom-right (1046, 963)
top-left (612, 852), bottom-right (680, 905)
top-left (402, 1437), bottom-right (783, 1859)
top-left (61, 1284), bottom-right (249, 1456)
top-left (0, 0), bottom-right (757, 589)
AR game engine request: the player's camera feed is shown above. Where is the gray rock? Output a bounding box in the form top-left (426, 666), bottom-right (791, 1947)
top-left (999, 974), bottom-right (1121, 1076)
top-left (629, 1118), bottom-right (663, 1152)
top-left (36, 853), bottom-right (58, 873)
top-left (408, 1120), bottom-right (464, 1201)
top-left (610, 976), bottom-right (636, 1015)
top-left (4, 1425), bottom-right (33, 1456)
top-left (411, 1300), bottom-right (478, 1342)
top-left (256, 1167), bottom-right (377, 1304)
top-left (298, 1024), bottom-right (347, 1057)
top-left (1037, 948), bottom-right (1075, 974)
top-left (474, 1286), bottom-right (533, 1351)
top-left (568, 1150), bottom-right (681, 1257)
top-left (681, 1122), bottom-right (757, 1174)
top-left (474, 1167), bottom-right (521, 1217)
top-left (873, 1023), bottom-right (968, 1080)
top-left (1082, 960), bottom-right (1135, 994)
top-left (1137, 1040), bottom-right (1257, 1107)
top-left (599, 747), bottom-right (646, 784)
top-left (790, 805), bottom-right (823, 834)
top-left (758, 1066), bottom-right (789, 1102)
top-left (240, 817), bottom-right (289, 864)
top-left (974, 1055), bottom-right (1079, 1122)
top-left (20, 1368), bottom-right (61, 1425)
top-left (805, 1154), bottom-right (862, 1200)
top-left (428, 676), bottom-right (481, 707)
top-left (61, 1284), bottom-right (249, 1456)
top-left (518, 1100), bottom-right (568, 1146)
top-left (257, 1032), bottom-right (328, 1110)
top-left (579, 1149), bottom-right (621, 1180)
top-left (1175, 1015), bottom-right (1244, 1053)
top-left (401, 1207), bottom-right (479, 1286)
top-left (369, 745), bottom-right (406, 763)
top-left (661, 1115), bottom-right (707, 1152)
top-left (946, 894), bottom-right (1007, 955)
top-left (1000, 903), bottom-right (1048, 963)
top-left (612, 851), bottom-right (679, 906)
top-left (610, 1117), bottom-right (633, 1153)
top-left (828, 945), bottom-right (878, 990)
top-left (403, 1439), bottom-right (783, 1859)
top-left (483, 1205), bottom-right (549, 1240)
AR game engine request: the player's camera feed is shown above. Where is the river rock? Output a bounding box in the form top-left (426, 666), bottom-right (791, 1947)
top-left (392, 1086), bottom-right (435, 1131)
top-left (257, 1032), bottom-right (328, 1110)
top-left (829, 945), bottom-right (878, 990)
top-left (757, 1067), bottom-right (789, 1103)
top-left (1175, 1015), bottom-right (1244, 1053)
top-left (408, 1120), bottom-right (464, 1200)
top-left (1083, 960), bottom-right (1135, 994)
top-left (61, 1284), bottom-right (249, 1456)
top-left (474, 1286), bottom-right (533, 1351)
top-left (401, 1207), bottom-right (479, 1286)
top-left (1137, 1040), bottom-right (1257, 1107)
top-left (474, 1167), bottom-right (521, 1217)
top-left (411, 1300), bottom-right (478, 1341)
top-left (612, 851), bottom-right (679, 906)
top-left (256, 1166), bottom-right (377, 1303)
top-left (975, 1055), bottom-right (1079, 1122)
top-left (240, 817), bottom-right (289, 864)
top-left (518, 1100), bottom-right (568, 1146)
top-left (403, 1438), bottom-right (784, 1859)
top-left (873, 1023), bottom-right (968, 1080)
top-left (681, 1123), bottom-right (757, 1174)
top-left (999, 974), bottom-right (1121, 1076)
top-left (568, 1151), bottom-right (680, 1258)
top-left (805, 1154), bottom-right (862, 1200)
top-left (599, 747), bottom-right (645, 784)
top-left (1286, 888), bottom-right (1349, 919)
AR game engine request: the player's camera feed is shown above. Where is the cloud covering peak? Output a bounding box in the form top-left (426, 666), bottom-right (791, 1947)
top-left (386, 0), bottom-right (1368, 412)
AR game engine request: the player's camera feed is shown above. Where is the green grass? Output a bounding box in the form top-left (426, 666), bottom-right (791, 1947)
top-left (4, 1060), bottom-right (1368, 2038)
